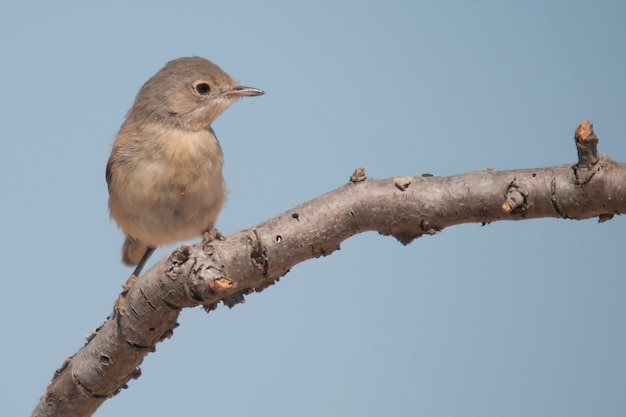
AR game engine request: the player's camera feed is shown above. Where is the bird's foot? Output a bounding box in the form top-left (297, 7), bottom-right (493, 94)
top-left (202, 228), bottom-right (225, 243)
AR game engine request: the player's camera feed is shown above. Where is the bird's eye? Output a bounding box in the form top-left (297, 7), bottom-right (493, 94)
top-left (194, 82), bottom-right (211, 95)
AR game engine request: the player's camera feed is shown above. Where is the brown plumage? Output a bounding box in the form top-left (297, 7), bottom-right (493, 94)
top-left (106, 56), bottom-right (263, 275)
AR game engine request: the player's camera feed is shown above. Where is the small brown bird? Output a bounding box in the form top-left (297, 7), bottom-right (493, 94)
top-left (106, 56), bottom-right (264, 276)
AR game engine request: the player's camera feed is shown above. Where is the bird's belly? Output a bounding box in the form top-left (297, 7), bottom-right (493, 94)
top-left (110, 161), bottom-right (225, 247)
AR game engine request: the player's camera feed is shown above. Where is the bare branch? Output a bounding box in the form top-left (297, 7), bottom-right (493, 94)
top-left (31, 121), bottom-right (625, 417)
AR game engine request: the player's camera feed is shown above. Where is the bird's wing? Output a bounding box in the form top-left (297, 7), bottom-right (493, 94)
top-left (105, 156), bottom-right (113, 194)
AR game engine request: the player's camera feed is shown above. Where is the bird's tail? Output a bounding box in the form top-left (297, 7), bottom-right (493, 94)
top-left (122, 236), bottom-right (148, 266)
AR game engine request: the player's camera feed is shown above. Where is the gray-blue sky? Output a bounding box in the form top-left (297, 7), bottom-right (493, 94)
top-left (2, 1), bottom-right (625, 416)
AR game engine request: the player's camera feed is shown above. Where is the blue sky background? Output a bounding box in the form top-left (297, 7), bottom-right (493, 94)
top-left (2, 1), bottom-right (625, 416)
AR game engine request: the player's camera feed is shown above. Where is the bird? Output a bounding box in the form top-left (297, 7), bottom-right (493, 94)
top-left (106, 56), bottom-right (264, 277)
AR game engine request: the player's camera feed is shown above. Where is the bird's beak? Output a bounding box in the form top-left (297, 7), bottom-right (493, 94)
top-left (224, 86), bottom-right (265, 98)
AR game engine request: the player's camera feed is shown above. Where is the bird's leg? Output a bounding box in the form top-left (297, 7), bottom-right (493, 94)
top-left (131, 246), bottom-right (156, 278)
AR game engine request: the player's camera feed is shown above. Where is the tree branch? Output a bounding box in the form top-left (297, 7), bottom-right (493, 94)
top-left (31, 121), bottom-right (625, 417)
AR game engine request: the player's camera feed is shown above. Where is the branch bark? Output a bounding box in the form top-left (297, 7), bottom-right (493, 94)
top-left (31, 121), bottom-right (625, 417)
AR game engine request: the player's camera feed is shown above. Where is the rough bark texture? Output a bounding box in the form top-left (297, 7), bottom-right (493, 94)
top-left (31, 121), bottom-right (625, 417)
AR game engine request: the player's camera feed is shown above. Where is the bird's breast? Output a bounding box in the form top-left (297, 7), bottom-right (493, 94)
top-left (109, 125), bottom-right (227, 246)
